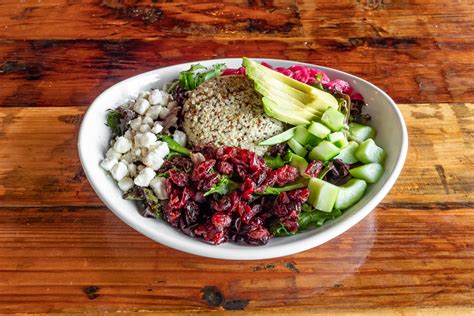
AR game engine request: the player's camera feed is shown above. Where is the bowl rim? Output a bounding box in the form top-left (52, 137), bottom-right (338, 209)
top-left (78, 58), bottom-right (408, 260)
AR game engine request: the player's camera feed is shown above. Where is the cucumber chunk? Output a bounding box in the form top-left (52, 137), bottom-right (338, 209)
top-left (348, 123), bottom-right (376, 144)
top-left (308, 141), bottom-right (340, 161)
top-left (335, 179), bottom-right (367, 210)
top-left (307, 121), bottom-right (331, 139)
top-left (288, 138), bottom-right (308, 157)
top-left (293, 125), bottom-right (312, 145)
top-left (308, 178), bottom-right (340, 212)
top-left (259, 127), bottom-right (296, 146)
top-left (328, 132), bottom-right (349, 148)
top-left (349, 163), bottom-right (384, 183)
top-left (355, 139), bottom-right (386, 164)
top-left (333, 141), bottom-right (359, 164)
top-left (321, 108), bottom-right (345, 132)
top-left (287, 151), bottom-right (309, 175)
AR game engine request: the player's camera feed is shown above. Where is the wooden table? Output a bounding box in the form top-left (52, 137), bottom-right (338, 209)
top-left (0, 1), bottom-right (473, 314)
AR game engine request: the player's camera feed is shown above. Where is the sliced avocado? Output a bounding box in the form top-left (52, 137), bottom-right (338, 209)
top-left (259, 127), bottom-right (296, 146)
top-left (335, 179), bottom-right (367, 210)
top-left (248, 68), bottom-right (314, 104)
top-left (262, 97), bottom-right (311, 125)
top-left (308, 178), bottom-right (340, 212)
top-left (243, 57), bottom-right (339, 110)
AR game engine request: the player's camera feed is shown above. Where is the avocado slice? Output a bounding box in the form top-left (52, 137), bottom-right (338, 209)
top-left (243, 57), bottom-right (338, 110)
top-left (262, 97), bottom-right (311, 125)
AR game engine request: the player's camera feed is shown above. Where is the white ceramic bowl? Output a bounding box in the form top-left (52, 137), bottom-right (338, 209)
top-left (78, 58), bottom-right (408, 260)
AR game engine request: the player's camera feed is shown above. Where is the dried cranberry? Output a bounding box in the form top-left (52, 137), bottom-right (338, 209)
top-left (212, 212), bottom-right (232, 230)
top-left (235, 165), bottom-right (248, 179)
top-left (192, 159), bottom-right (216, 180)
top-left (241, 178), bottom-right (256, 200)
top-left (305, 160), bottom-right (324, 178)
top-left (184, 201), bottom-right (200, 225)
top-left (237, 202), bottom-right (252, 219)
top-left (168, 170), bottom-right (189, 187)
top-left (194, 223), bottom-right (228, 245)
top-left (217, 161), bottom-right (233, 175)
top-left (242, 204), bottom-right (262, 224)
top-left (287, 188), bottom-right (310, 204)
top-left (273, 204), bottom-right (288, 217)
top-left (163, 205), bottom-right (181, 227)
top-left (249, 152), bottom-right (265, 172)
top-left (198, 172), bottom-right (220, 192)
top-left (266, 143), bottom-right (287, 157)
top-left (192, 144), bottom-right (217, 159)
top-left (246, 226), bottom-right (271, 245)
top-left (211, 195), bottom-right (232, 213)
top-left (276, 192), bottom-right (290, 204)
top-left (275, 165), bottom-right (299, 186)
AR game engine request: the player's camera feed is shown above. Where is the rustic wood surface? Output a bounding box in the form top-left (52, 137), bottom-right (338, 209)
top-left (0, 0), bottom-right (473, 314)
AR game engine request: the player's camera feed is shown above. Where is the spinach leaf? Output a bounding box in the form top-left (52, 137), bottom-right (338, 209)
top-left (204, 176), bottom-right (239, 197)
top-left (178, 63), bottom-right (226, 90)
top-left (105, 110), bottom-right (123, 136)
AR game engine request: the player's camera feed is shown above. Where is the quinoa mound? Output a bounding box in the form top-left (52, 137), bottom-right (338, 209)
top-left (182, 76), bottom-right (285, 155)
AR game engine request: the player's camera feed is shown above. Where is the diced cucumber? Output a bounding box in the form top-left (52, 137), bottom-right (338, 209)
top-left (308, 141), bottom-right (340, 161)
top-left (288, 138), bottom-right (308, 157)
top-left (308, 178), bottom-right (340, 212)
top-left (355, 139), bottom-right (386, 164)
top-left (349, 163), bottom-right (384, 183)
top-left (328, 132), bottom-right (349, 148)
top-left (288, 151), bottom-right (309, 175)
top-left (293, 125), bottom-right (312, 145)
top-left (335, 179), bottom-right (367, 210)
top-left (333, 141), bottom-right (359, 164)
top-left (321, 107), bottom-right (345, 132)
top-left (307, 134), bottom-right (322, 147)
top-left (307, 121), bottom-right (331, 139)
top-left (348, 123), bottom-right (376, 144)
top-left (259, 127), bottom-right (296, 146)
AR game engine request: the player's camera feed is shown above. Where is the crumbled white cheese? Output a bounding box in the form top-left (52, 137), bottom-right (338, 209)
top-left (134, 167), bottom-right (156, 187)
top-left (167, 101), bottom-right (178, 109)
top-left (100, 157), bottom-right (118, 171)
top-left (118, 177), bottom-right (134, 192)
top-left (123, 129), bottom-right (133, 140)
top-left (139, 124), bottom-right (151, 133)
top-left (140, 132), bottom-right (157, 148)
top-left (149, 141), bottom-right (170, 159)
top-left (133, 98), bottom-right (151, 115)
top-left (128, 163), bottom-right (137, 177)
top-left (142, 116), bottom-right (154, 126)
top-left (145, 106), bottom-right (162, 120)
top-left (149, 89), bottom-right (170, 106)
top-left (110, 161), bottom-right (128, 181)
top-left (173, 130), bottom-right (187, 147)
top-left (159, 107), bottom-right (170, 119)
top-left (143, 151), bottom-right (164, 170)
top-left (129, 117), bottom-right (142, 131)
top-left (151, 122), bottom-right (163, 134)
top-left (113, 136), bottom-right (132, 153)
top-left (150, 177), bottom-right (168, 200)
top-left (121, 152), bottom-right (133, 163)
top-left (106, 148), bottom-right (121, 160)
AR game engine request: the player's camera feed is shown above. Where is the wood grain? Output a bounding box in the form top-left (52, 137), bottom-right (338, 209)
top-left (0, 206), bottom-right (472, 313)
top-left (1, 103), bottom-right (472, 207)
top-left (1, 0), bottom-right (473, 313)
top-left (1, 38), bottom-right (473, 106)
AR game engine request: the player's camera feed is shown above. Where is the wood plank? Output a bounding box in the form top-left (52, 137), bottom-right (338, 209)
top-left (0, 0), bottom-right (472, 40)
top-left (0, 206), bottom-right (472, 313)
top-left (0, 39), bottom-right (473, 105)
top-left (1, 103), bottom-right (472, 207)
top-left (0, 0), bottom-right (303, 39)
